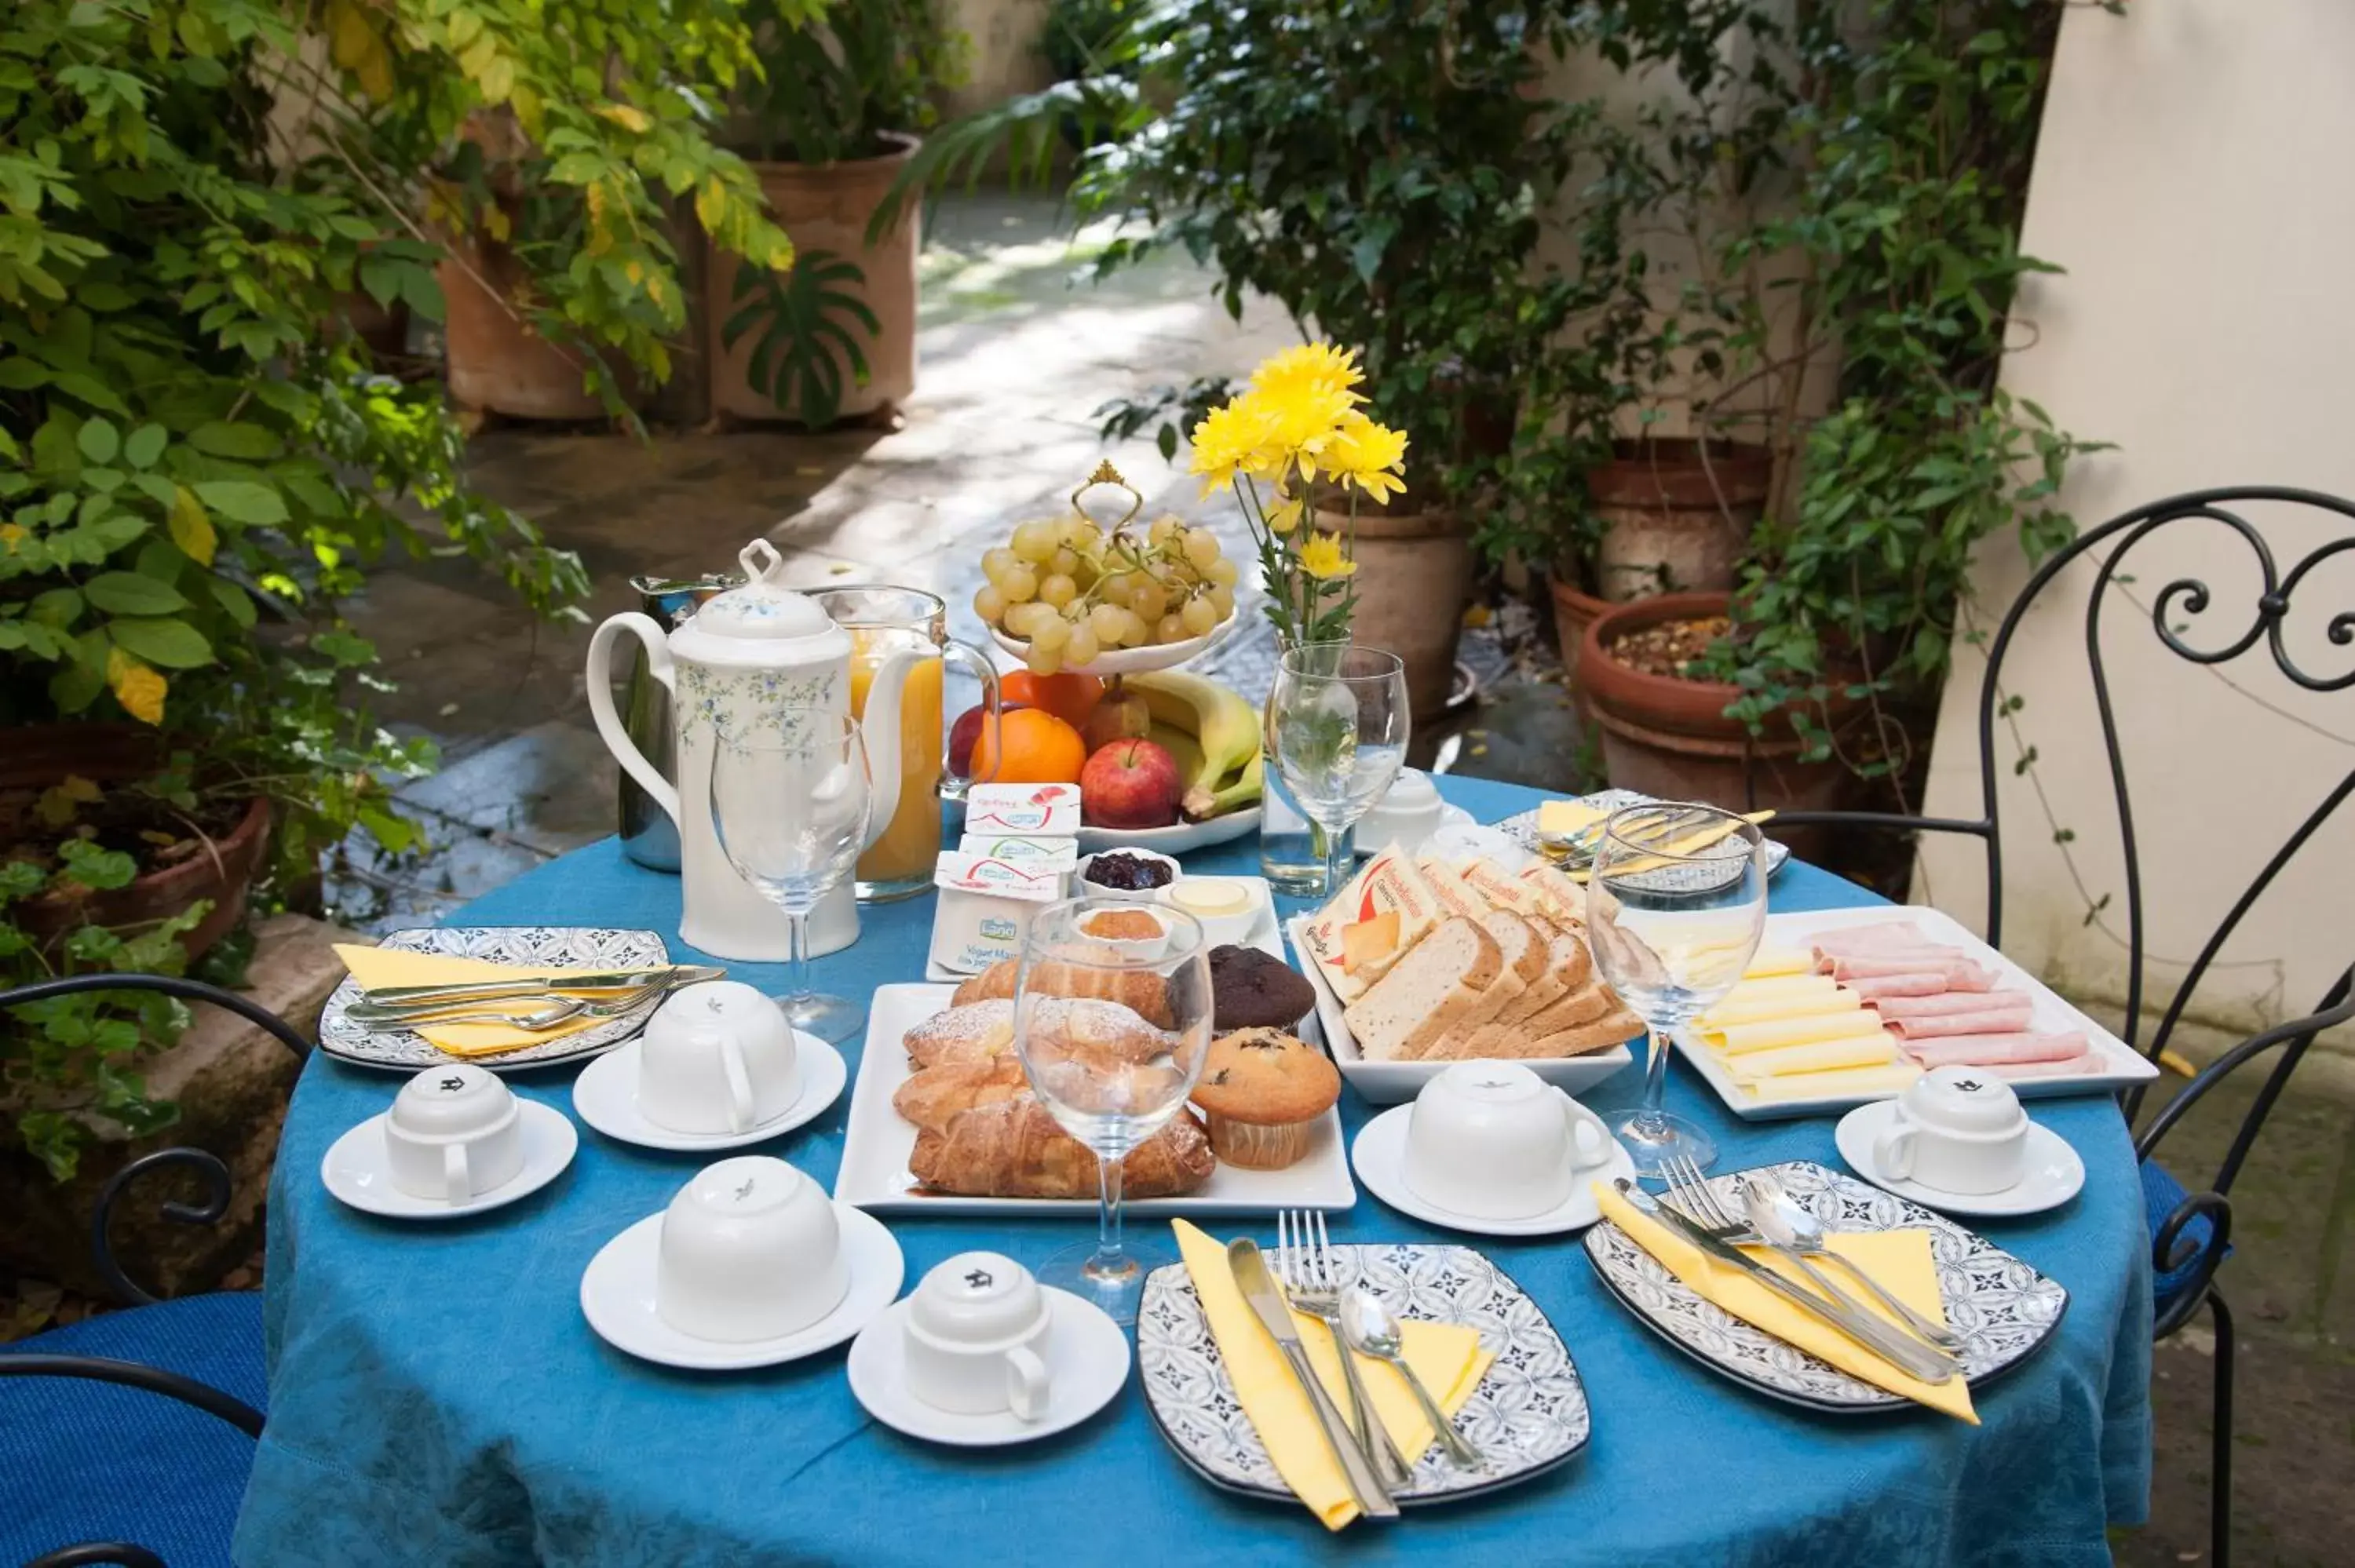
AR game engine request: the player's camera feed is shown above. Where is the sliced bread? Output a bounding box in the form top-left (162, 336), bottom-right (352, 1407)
top-left (1341, 916), bottom-right (1502, 1062)
top-left (1413, 911), bottom-right (1546, 1061)
top-left (1499, 1001), bottom-right (1646, 1059)
top-left (1455, 920), bottom-right (1594, 1056)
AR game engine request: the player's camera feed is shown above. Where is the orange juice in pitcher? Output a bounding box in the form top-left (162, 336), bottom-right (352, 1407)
top-left (816, 587), bottom-right (1001, 900)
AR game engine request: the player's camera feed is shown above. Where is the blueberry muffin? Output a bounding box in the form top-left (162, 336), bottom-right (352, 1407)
top-left (1189, 1029), bottom-right (1341, 1169)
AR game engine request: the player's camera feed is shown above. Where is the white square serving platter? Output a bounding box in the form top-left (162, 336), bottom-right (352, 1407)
top-left (1673, 903), bottom-right (2160, 1121)
top-left (833, 976), bottom-right (1357, 1216)
top-left (1285, 915), bottom-right (1638, 1106)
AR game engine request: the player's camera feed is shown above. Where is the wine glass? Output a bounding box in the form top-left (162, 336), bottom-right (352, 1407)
top-left (706, 708), bottom-right (874, 1043)
top-left (1013, 898), bottom-right (1213, 1324)
top-left (1266, 644), bottom-right (1410, 898)
top-left (1585, 803), bottom-right (1768, 1178)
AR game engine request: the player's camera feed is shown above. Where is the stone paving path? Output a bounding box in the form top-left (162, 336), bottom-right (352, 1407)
top-left (323, 190), bottom-right (2349, 1566)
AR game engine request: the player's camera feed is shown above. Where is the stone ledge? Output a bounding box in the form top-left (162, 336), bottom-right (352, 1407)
top-left (1, 913), bottom-right (349, 1299)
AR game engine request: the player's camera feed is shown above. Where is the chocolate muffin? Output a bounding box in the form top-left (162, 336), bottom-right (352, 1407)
top-left (1209, 943), bottom-right (1317, 1031)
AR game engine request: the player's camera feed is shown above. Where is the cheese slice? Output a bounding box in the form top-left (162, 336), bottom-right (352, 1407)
top-left (1459, 858), bottom-right (1541, 917)
top-left (1706, 1009), bottom-right (1890, 1056)
top-left (1302, 845), bottom-right (1444, 1002)
top-left (1745, 947), bottom-right (1814, 979)
top-left (1417, 856), bottom-right (1491, 921)
top-left (1701, 984), bottom-right (1858, 1029)
top-left (1727, 1033), bottom-right (1900, 1080)
top-left (1736, 1061), bottom-right (1922, 1103)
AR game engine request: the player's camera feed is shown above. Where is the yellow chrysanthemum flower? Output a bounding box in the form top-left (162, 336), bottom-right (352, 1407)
top-left (1298, 531), bottom-right (1356, 580)
top-left (1253, 380), bottom-right (1358, 479)
top-left (1249, 342), bottom-right (1365, 401)
top-left (1265, 494), bottom-right (1305, 535)
top-left (1321, 409), bottom-right (1409, 501)
top-left (1187, 398), bottom-right (1283, 495)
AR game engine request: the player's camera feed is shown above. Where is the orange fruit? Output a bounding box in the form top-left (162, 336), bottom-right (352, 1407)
top-left (999, 669), bottom-right (1103, 730)
top-left (971, 707), bottom-right (1087, 785)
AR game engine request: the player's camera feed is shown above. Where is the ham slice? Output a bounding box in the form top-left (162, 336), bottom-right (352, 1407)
top-left (1870, 990), bottom-right (2032, 1019)
top-left (1843, 969), bottom-right (1996, 1000)
top-left (1996, 1050), bottom-right (2108, 1080)
top-left (1883, 1001), bottom-right (2036, 1041)
top-left (1808, 922), bottom-right (1945, 954)
top-left (1902, 1030), bottom-right (2090, 1069)
top-left (1825, 954), bottom-right (1997, 989)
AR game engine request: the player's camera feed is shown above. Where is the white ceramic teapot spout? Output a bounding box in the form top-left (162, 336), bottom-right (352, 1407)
top-left (586, 540), bottom-right (920, 961)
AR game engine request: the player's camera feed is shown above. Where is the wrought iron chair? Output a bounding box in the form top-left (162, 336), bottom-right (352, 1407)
top-left (1, 975), bottom-right (312, 1568)
top-left (1773, 486), bottom-right (2355, 1568)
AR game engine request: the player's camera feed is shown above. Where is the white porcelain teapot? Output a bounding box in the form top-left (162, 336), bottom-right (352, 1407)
top-left (586, 541), bottom-right (921, 960)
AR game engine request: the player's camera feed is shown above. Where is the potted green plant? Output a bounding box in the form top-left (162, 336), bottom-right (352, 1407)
top-left (710, 0), bottom-right (966, 426)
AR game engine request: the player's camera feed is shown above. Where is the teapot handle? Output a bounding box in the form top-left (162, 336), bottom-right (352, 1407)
top-left (586, 613), bottom-right (681, 826)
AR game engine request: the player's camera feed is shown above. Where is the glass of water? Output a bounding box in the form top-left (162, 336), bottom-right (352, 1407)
top-left (1013, 898), bottom-right (1214, 1323)
top-left (1586, 804), bottom-right (1768, 1178)
top-left (1266, 644), bottom-right (1410, 898)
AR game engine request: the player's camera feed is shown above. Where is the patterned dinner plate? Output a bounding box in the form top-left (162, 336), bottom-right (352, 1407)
top-left (318, 926), bottom-right (671, 1074)
top-left (1582, 1161), bottom-right (2068, 1413)
top-left (1136, 1243), bottom-right (1591, 1507)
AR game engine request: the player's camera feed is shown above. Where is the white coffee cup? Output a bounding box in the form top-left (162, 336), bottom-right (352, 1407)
top-left (1404, 1062), bottom-right (1617, 1220)
top-left (637, 981), bottom-right (801, 1135)
top-left (903, 1251), bottom-right (1053, 1420)
top-left (1873, 1067), bottom-right (2031, 1194)
top-left (382, 1063), bottom-right (526, 1203)
top-left (655, 1156), bottom-right (847, 1342)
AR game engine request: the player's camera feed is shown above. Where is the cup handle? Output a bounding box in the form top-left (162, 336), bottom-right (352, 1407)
top-left (1556, 1088), bottom-right (1615, 1169)
top-left (1874, 1118), bottom-right (1918, 1180)
top-left (1004, 1343), bottom-right (1052, 1423)
top-left (721, 1035), bottom-right (755, 1134)
top-left (937, 639), bottom-right (1002, 799)
top-left (442, 1143), bottom-right (471, 1204)
top-left (586, 613), bottom-right (681, 826)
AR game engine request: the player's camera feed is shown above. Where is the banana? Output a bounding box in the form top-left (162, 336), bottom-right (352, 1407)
top-left (1126, 670), bottom-right (1259, 795)
top-left (1147, 723), bottom-right (1206, 791)
top-left (1192, 747), bottom-right (1263, 819)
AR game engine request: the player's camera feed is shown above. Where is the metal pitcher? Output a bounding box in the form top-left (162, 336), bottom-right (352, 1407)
top-left (617, 571), bottom-right (739, 870)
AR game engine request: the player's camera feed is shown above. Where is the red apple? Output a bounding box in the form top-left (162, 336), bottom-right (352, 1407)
top-left (1080, 738), bottom-right (1182, 829)
top-left (949, 702), bottom-right (1024, 777)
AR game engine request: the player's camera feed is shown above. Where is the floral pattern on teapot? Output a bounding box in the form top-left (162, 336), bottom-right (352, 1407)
top-left (677, 662), bottom-right (842, 757)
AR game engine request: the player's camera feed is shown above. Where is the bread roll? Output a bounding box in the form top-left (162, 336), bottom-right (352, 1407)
top-left (892, 1056), bottom-right (1031, 1134)
top-left (908, 1099), bottom-right (1214, 1198)
top-left (903, 1001), bottom-right (1015, 1067)
top-left (951, 957), bottom-right (1174, 1029)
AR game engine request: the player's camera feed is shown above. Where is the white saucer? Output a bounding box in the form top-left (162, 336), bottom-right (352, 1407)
top-left (1349, 1103), bottom-right (1636, 1236)
top-left (321, 1100), bottom-right (579, 1220)
top-left (571, 1035), bottom-right (846, 1152)
top-left (845, 1288), bottom-right (1131, 1446)
top-left (1834, 1100), bottom-right (2086, 1217)
top-left (579, 1203), bottom-right (903, 1370)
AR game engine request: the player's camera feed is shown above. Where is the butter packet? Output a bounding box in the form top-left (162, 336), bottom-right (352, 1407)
top-left (963, 783), bottom-right (1082, 837)
top-left (958, 833), bottom-right (1080, 866)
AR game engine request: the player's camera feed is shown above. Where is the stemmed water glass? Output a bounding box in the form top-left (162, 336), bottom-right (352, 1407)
top-left (1013, 898), bottom-right (1214, 1324)
top-left (1266, 644), bottom-right (1410, 898)
top-left (706, 708), bottom-right (874, 1043)
top-left (1585, 803), bottom-right (1769, 1178)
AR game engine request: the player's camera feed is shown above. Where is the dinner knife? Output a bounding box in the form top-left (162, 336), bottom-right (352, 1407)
top-left (356, 965), bottom-right (722, 1008)
top-left (1227, 1239), bottom-right (1400, 1519)
top-left (1615, 1180), bottom-right (1959, 1385)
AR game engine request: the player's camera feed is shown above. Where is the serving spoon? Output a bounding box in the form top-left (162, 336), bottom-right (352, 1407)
top-left (1740, 1174), bottom-right (1966, 1354)
top-left (1338, 1286), bottom-right (1484, 1468)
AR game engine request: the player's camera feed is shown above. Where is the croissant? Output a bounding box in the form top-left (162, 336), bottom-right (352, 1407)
top-left (903, 1001), bottom-right (1015, 1068)
top-left (892, 1057), bottom-right (1031, 1134)
top-left (909, 1099), bottom-right (1215, 1198)
top-left (951, 958), bottom-right (1174, 1030)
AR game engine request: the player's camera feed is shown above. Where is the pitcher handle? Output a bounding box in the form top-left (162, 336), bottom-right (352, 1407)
top-left (938, 639), bottom-right (1002, 799)
top-left (587, 613), bottom-right (681, 826)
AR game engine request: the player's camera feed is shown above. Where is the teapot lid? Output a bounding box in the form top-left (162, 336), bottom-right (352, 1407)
top-left (692, 542), bottom-right (832, 641)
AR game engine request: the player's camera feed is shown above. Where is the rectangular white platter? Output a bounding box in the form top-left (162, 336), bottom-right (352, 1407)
top-left (1285, 914), bottom-right (1637, 1106)
top-left (838, 912), bottom-right (1356, 1216)
top-left (1674, 903), bottom-right (2160, 1121)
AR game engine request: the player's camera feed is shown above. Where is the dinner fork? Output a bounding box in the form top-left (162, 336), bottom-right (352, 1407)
top-left (1660, 1156), bottom-right (1959, 1382)
top-left (349, 992), bottom-right (659, 1034)
top-left (1279, 1211), bottom-right (1411, 1489)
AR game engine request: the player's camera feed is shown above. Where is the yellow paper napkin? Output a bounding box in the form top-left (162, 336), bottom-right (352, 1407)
top-left (1592, 1180), bottom-right (1974, 1421)
top-left (1170, 1220), bottom-right (1495, 1530)
top-left (335, 945), bottom-right (623, 1058)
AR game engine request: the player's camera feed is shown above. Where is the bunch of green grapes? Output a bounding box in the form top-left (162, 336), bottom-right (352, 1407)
top-left (973, 512), bottom-right (1241, 674)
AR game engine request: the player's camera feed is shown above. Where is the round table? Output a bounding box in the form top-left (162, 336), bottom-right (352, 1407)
top-left (234, 775), bottom-right (2152, 1566)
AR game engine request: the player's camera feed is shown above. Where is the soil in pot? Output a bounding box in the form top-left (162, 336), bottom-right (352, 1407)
top-left (2, 727), bottom-right (272, 961)
top-left (1578, 593), bottom-right (1861, 859)
top-left (707, 134), bottom-right (921, 426)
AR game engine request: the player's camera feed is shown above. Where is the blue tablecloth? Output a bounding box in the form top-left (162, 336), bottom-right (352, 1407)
top-left (234, 775), bottom-right (2152, 1566)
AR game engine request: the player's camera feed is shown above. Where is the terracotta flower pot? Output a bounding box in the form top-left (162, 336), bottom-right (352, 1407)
top-left (3, 725), bottom-right (272, 961)
top-left (1548, 570), bottom-right (1611, 721)
top-left (1587, 439), bottom-right (1771, 602)
top-left (1578, 593), bottom-right (1856, 857)
top-left (707, 134), bottom-right (921, 425)
top-left (439, 231), bottom-right (614, 421)
top-left (1313, 498), bottom-right (1472, 721)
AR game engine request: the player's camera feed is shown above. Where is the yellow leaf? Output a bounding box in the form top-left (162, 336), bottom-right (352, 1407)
top-left (594, 104), bottom-right (652, 133)
top-left (458, 35), bottom-right (499, 78)
top-left (356, 43), bottom-right (394, 102)
top-left (623, 260), bottom-right (644, 286)
top-left (107, 650), bottom-right (168, 727)
top-left (447, 10), bottom-right (484, 49)
top-left (482, 205), bottom-right (511, 242)
top-left (478, 55), bottom-right (514, 105)
top-left (0, 523), bottom-right (25, 553)
top-left (327, 0), bottom-right (369, 68)
top-left (695, 176), bottom-right (725, 232)
top-left (169, 485), bottom-right (217, 567)
top-left (510, 83), bottom-right (543, 137)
